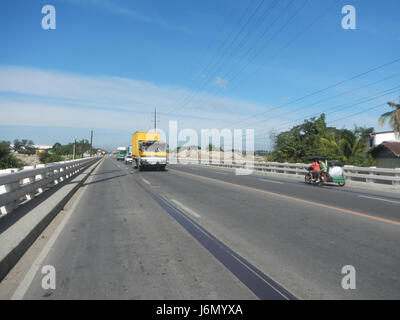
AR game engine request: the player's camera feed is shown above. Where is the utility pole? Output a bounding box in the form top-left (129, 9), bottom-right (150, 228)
top-left (90, 130), bottom-right (93, 157)
top-left (154, 108), bottom-right (157, 131)
top-left (73, 139), bottom-right (76, 160)
top-left (151, 108), bottom-right (159, 133)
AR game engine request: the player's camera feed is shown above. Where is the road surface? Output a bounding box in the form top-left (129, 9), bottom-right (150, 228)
top-left (4, 157), bottom-right (400, 299)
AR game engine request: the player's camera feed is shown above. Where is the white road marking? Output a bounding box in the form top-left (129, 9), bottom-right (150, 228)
top-left (11, 163), bottom-right (100, 300)
top-left (170, 199), bottom-right (201, 218)
top-left (258, 178), bottom-right (284, 184)
top-left (358, 195), bottom-right (400, 205)
top-left (215, 172), bottom-right (228, 175)
top-left (142, 179), bottom-right (151, 185)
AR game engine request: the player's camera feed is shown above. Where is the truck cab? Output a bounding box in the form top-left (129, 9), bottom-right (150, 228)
top-left (132, 132), bottom-right (167, 171)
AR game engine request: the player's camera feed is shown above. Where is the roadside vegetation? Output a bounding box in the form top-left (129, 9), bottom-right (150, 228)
top-left (39, 139), bottom-right (93, 164)
top-left (0, 139), bottom-right (97, 168)
top-left (268, 98), bottom-right (400, 166)
top-left (379, 98), bottom-right (400, 133)
top-left (0, 141), bottom-right (24, 169)
top-left (269, 114), bottom-right (376, 166)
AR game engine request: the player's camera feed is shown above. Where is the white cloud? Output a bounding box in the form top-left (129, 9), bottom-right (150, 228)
top-left (63, 0), bottom-right (190, 33)
top-left (213, 77), bottom-right (228, 89)
top-left (0, 66), bottom-right (279, 134)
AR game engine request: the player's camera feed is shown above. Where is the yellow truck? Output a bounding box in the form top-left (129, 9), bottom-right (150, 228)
top-left (132, 131), bottom-right (167, 171)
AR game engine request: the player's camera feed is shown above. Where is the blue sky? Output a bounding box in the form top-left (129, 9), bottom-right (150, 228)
top-left (0, 0), bottom-right (399, 150)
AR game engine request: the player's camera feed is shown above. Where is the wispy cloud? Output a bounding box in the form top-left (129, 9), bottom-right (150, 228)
top-left (213, 77), bottom-right (228, 89)
top-left (0, 66), bottom-right (280, 133)
top-left (63, 0), bottom-right (190, 33)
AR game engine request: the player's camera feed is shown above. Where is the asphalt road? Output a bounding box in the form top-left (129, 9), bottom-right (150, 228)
top-left (12, 157), bottom-right (400, 299)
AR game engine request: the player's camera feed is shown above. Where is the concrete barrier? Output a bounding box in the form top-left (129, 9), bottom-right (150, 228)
top-left (0, 158), bottom-right (99, 216)
top-left (169, 157), bottom-right (400, 188)
top-left (0, 158), bottom-right (101, 281)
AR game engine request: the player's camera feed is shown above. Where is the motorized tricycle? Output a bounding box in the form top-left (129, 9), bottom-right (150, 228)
top-left (304, 157), bottom-right (346, 186)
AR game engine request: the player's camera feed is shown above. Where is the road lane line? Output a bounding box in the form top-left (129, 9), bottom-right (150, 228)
top-left (258, 178), bottom-right (284, 185)
top-left (11, 158), bottom-right (102, 300)
top-left (139, 184), bottom-right (296, 300)
top-left (359, 195), bottom-right (400, 205)
top-left (170, 199), bottom-right (201, 218)
top-left (142, 179), bottom-right (151, 185)
top-left (169, 169), bottom-right (400, 227)
top-left (215, 172), bottom-right (228, 175)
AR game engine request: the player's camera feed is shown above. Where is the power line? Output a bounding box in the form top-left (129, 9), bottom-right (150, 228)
top-left (164, 0), bottom-right (259, 114)
top-left (328, 103), bottom-right (387, 125)
top-left (167, 0), bottom-right (271, 116)
top-left (248, 73), bottom-right (400, 131)
top-left (187, 0), bottom-right (294, 114)
top-left (165, 0), bottom-right (242, 111)
top-left (220, 55), bottom-right (400, 131)
top-left (170, 0), bottom-right (336, 124)
top-left (169, 0), bottom-right (307, 121)
top-left (252, 85), bottom-right (400, 141)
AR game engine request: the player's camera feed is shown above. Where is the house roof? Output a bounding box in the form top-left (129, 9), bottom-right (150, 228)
top-left (370, 142), bottom-right (400, 157)
top-left (370, 131), bottom-right (397, 136)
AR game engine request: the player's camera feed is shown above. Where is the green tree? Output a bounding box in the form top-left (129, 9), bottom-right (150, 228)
top-left (13, 139), bottom-right (35, 155)
top-left (272, 114), bottom-right (328, 162)
top-left (341, 134), bottom-right (367, 161)
top-left (271, 115), bottom-right (375, 166)
top-left (320, 132), bottom-right (345, 161)
top-left (379, 98), bottom-right (400, 133)
top-left (39, 152), bottom-right (63, 164)
top-left (0, 141), bottom-right (24, 169)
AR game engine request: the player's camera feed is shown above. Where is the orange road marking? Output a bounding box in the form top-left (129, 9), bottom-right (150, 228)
top-left (170, 168), bottom-right (400, 227)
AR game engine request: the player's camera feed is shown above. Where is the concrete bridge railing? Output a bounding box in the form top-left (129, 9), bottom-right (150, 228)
top-left (0, 157), bottom-right (100, 216)
top-left (169, 157), bottom-right (400, 188)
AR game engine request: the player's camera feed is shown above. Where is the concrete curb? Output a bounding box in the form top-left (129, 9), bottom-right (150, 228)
top-left (0, 159), bottom-right (102, 282)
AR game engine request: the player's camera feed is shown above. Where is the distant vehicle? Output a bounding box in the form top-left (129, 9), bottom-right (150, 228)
top-left (124, 155), bottom-right (133, 164)
top-left (132, 131), bottom-right (167, 171)
top-left (116, 146), bottom-right (127, 161)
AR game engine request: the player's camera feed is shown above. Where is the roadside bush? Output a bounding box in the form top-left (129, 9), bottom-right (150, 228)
top-left (347, 152), bottom-right (377, 167)
top-left (39, 152), bottom-right (63, 164)
top-left (0, 141), bottom-right (24, 169)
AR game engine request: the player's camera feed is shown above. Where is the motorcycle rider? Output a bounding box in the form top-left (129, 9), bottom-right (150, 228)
top-left (309, 159), bottom-right (320, 182)
top-left (318, 159), bottom-right (327, 183)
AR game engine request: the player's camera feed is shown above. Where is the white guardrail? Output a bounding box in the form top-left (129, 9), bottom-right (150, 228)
top-left (169, 157), bottom-right (400, 188)
top-left (0, 157), bottom-right (100, 216)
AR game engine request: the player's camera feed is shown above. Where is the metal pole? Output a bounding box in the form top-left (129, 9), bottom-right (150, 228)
top-left (90, 130), bottom-right (93, 157)
top-left (73, 139), bottom-right (76, 160)
top-left (154, 108), bottom-right (157, 131)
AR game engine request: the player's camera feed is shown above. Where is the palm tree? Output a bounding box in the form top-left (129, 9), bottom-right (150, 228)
top-left (320, 131), bottom-right (367, 162)
top-left (379, 98), bottom-right (400, 133)
top-left (320, 132), bottom-right (343, 156)
top-left (340, 134), bottom-right (367, 160)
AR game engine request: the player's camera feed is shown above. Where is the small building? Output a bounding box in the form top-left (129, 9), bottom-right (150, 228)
top-left (368, 131), bottom-right (400, 147)
top-left (370, 142), bottom-right (400, 168)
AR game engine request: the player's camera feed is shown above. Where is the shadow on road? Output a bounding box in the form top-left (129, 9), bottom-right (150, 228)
top-left (82, 174), bottom-right (127, 186)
